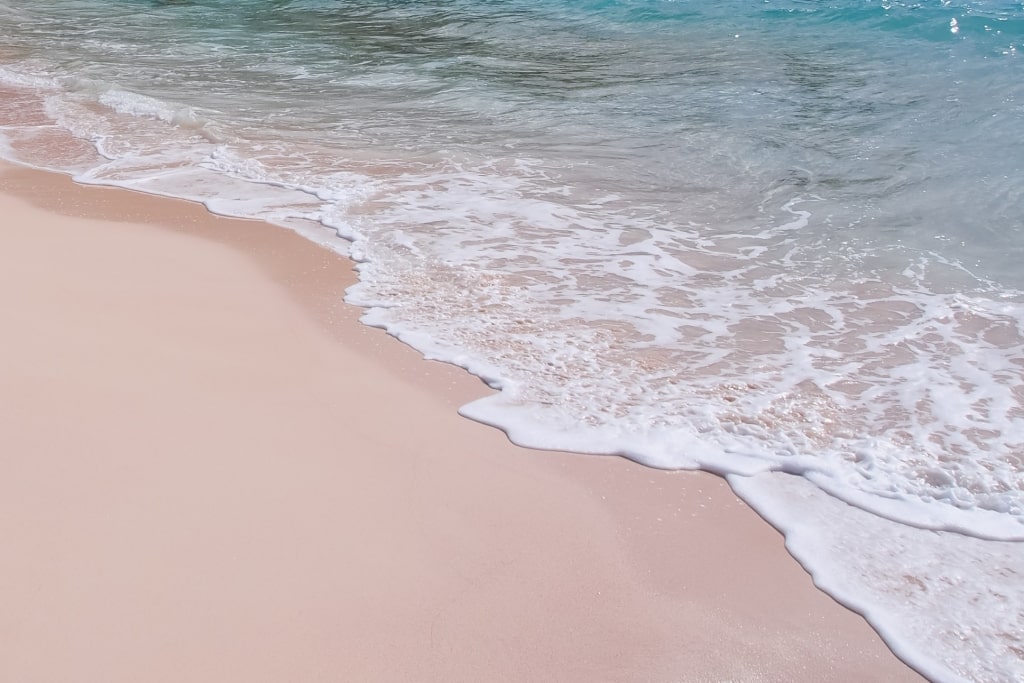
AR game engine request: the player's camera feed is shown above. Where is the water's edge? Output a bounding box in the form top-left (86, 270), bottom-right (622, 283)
top-left (0, 153), bottom-right (936, 682)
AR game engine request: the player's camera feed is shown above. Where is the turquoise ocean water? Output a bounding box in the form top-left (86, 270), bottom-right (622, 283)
top-left (1, 1), bottom-right (1023, 679)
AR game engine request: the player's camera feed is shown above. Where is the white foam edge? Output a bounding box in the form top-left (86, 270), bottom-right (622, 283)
top-left (466, 389), bottom-right (1024, 537)
top-left (79, 165), bottom-right (356, 255)
top-left (728, 471), bottom-right (1005, 683)
top-left (350, 303), bottom-right (779, 475)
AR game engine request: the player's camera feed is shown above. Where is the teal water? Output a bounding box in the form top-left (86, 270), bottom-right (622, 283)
top-left (2, 1), bottom-right (1023, 679)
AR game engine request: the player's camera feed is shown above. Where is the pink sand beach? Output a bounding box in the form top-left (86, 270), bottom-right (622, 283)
top-left (0, 161), bottom-right (925, 681)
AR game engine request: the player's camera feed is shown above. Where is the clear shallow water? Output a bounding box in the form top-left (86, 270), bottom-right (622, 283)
top-left (1, 0), bottom-right (1023, 679)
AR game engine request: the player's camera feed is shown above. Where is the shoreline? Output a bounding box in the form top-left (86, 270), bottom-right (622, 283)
top-left (0, 160), bottom-right (925, 681)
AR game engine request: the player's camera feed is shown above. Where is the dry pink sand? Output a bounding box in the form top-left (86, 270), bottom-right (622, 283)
top-left (0, 162), bottom-right (925, 682)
